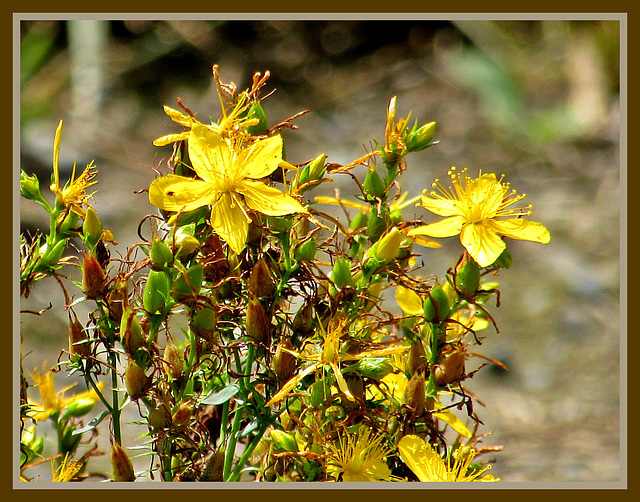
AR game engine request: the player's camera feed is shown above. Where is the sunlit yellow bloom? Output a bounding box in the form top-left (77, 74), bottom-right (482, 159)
top-left (326, 428), bottom-right (398, 482)
top-left (49, 120), bottom-right (97, 218)
top-left (149, 124), bottom-right (306, 254)
top-left (28, 367), bottom-right (104, 422)
top-left (266, 318), bottom-right (408, 407)
top-left (398, 435), bottom-right (499, 482)
top-left (407, 168), bottom-right (550, 267)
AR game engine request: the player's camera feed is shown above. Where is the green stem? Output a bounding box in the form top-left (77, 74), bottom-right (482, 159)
top-left (227, 420), bottom-right (270, 482)
top-left (108, 351), bottom-right (122, 445)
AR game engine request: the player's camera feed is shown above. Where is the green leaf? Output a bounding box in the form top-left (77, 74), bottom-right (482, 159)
top-left (201, 383), bottom-right (240, 405)
top-left (72, 409), bottom-right (110, 436)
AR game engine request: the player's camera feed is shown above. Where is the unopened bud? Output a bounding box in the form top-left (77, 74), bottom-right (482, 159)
top-left (63, 397), bottom-right (96, 419)
top-left (82, 253), bottom-right (107, 300)
top-left (147, 403), bottom-right (172, 429)
top-left (20, 170), bottom-right (43, 202)
top-left (494, 247), bottom-right (512, 269)
top-left (272, 338), bottom-right (297, 382)
top-left (37, 239), bottom-right (66, 271)
top-left (163, 340), bottom-right (184, 380)
top-left (455, 255), bottom-right (481, 297)
top-left (406, 120), bottom-right (436, 153)
top-left (367, 205), bottom-right (389, 242)
top-left (294, 238), bottom-right (317, 262)
top-left (110, 443), bottom-right (135, 482)
top-left (82, 207), bottom-right (103, 249)
top-left (245, 100), bottom-right (269, 136)
top-left (405, 338), bottom-right (427, 377)
top-left (68, 313), bottom-right (90, 359)
top-left (171, 265), bottom-right (203, 303)
top-left (245, 298), bottom-right (271, 344)
top-left (201, 450), bottom-right (225, 481)
top-left (247, 258), bottom-right (276, 300)
top-left (372, 227), bottom-right (403, 263)
top-left (423, 284), bottom-right (451, 324)
top-left (331, 258), bottom-right (353, 289)
top-left (150, 238), bottom-right (173, 269)
top-left (402, 371), bottom-right (426, 416)
top-left (174, 234), bottom-right (200, 257)
top-left (125, 360), bottom-right (149, 400)
top-left (433, 344), bottom-right (467, 387)
top-left (120, 308), bottom-right (146, 355)
top-left (363, 166), bottom-right (386, 200)
top-left (143, 269), bottom-right (170, 314)
top-left (190, 303), bottom-right (217, 341)
top-left (270, 430), bottom-right (298, 453)
top-left (172, 403), bottom-right (192, 426)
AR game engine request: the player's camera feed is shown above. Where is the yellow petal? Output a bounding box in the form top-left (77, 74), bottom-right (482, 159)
top-left (331, 362), bottom-right (355, 401)
top-left (238, 179), bottom-right (306, 216)
top-left (189, 124), bottom-right (231, 184)
top-left (314, 196), bottom-right (369, 212)
top-left (395, 286), bottom-right (423, 316)
top-left (149, 174), bottom-right (217, 212)
top-left (459, 221), bottom-right (505, 268)
top-left (433, 406), bottom-right (472, 438)
top-left (408, 217), bottom-right (465, 238)
top-left (236, 135), bottom-right (283, 180)
top-left (153, 132), bottom-right (190, 146)
top-left (210, 192), bottom-right (250, 255)
top-left (266, 363), bottom-right (318, 406)
top-left (163, 105), bottom-right (195, 126)
top-left (419, 195), bottom-right (461, 217)
top-left (495, 218), bottom-right (551, 244)
top-left (397, 435), bottom-right (444, 482)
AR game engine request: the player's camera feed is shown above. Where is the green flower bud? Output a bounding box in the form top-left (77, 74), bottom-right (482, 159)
top-left (405, 120), bottom-right (436, 153)
top-left (174, 235), bottom-right (200, 258)
top-left (150, 238), bottom-right (173, 269)
top-left (455, 256), bottom-right (481, 297)
top-left (354, 357), bottom-right (393, 381)
top-left (373, 227), bottom-right (403, 262)
top-left (349, 211), bottom-right (368, 231)
top-left (190, 303), bottom-right (217, 341)
top-left (245, 100), bottom-right (269, 136)
top-left (331, 258), bottom-right (354, 289)
top-left (367, 205), bottom-right (389, 242)
top-left (147, 403), bottom-right (172, 430)
top-left (57, 210), bottom-right (80, 238)
top-left (20, 170), bottom-right (44, 203)
top-left (110, 443), bottom-right (135, 482)
top-left (307, 153), bottom-right (327, 181)
top-left (37, 239), bottom-right (66, 271)
top-left (423, 284), bottom-right (451, 324)
top-left (171, 265), bottom-right (204, 303)
top-left (143, 269), bottom-right (170, 314)
top-left (63, 397), bottom-right (96, 419)
top-left (363, 167), bottom-right (386, 199)
top-left (120, 308), bottom-right (146, 355)
top-left (82, 207), bottom-right (103, 249)
top-left (310, 378), bottom-right (330, 408)
top-left (294, 238), bottom-right (317, 262)
top-left (270, 430), bottom-right (298, 453)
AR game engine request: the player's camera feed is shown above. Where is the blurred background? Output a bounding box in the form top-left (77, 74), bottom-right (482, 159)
top-left (18, 18), bottom-right (622, 483)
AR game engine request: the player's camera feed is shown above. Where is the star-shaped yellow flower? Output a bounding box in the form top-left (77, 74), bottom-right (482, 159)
top-left (407, 168), bottom-right (550, 267)
top-left (398, 435), bottom-right (499, 482)
top-left (149, 124), bottom-right (306, 255)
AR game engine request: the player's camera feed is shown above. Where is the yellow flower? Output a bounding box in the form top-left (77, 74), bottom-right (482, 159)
top-left (27, 367), bottom-right (104, 422)
top-left (52, 454), bottom-right (83, 482)
top-left (398, 435), bottom-right (499, 482)
top-left (326, 428), bottom-right (397, 482)
top-left (152, 92), bottom-right (258, 146)
top-left (407, 168), bottom-right (550, 268)
top-left (266, 318), bottom-right (408, 407)
top-left (49, 120), bottom-right (97, 218)
top-left (149, 124), bottom-right (306, 254)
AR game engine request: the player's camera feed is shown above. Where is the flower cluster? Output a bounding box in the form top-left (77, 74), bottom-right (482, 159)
top-left (19, 66), bottom-right (549, 483)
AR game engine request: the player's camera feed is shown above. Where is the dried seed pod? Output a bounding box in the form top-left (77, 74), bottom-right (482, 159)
top-left (163, 339), bottom-right (184, 380)
top-left (245, 298), bottom-right (271, 344)
top-left (405, 338), bottom-right (427, 377)
top-left (272, 338), bottom-right (297, 382)
top-left (402, 371), bottom-right (426, 416)
top-left (82, 253), bottom-right (107, 300)
top-left (110, 443), bottom-right (135, 482)
top-left (201, 450), bottom-right (225, 481)
top-left (433, 344), bottom-right (467, 387)
top-left (247, 257), bottom-right (276, 300)
top-left (124, 360), bottom-right (149, 400)
top-left (68, 313), bottom-right (90, 359)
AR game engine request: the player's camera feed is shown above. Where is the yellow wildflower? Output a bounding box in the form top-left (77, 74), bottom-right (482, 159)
top-left (407, 168), bottom-right (550, 267)
top-left (266, 318), bottom-right (408, 407)
top-left (49, 120), bottom-right (97, 218)
top-left (326, 428), bottom-right (397, 482)
top-left (27, 367), bottom-right (104, 422)
top-left (52, 453), bottom-right (83, 482)
top-left (398, 435), bottom-right (499, 482)
top-left (149, 124), bottom-right (306, 255)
